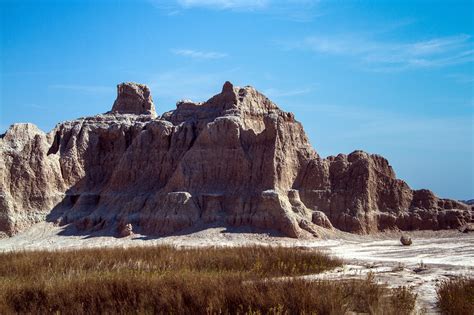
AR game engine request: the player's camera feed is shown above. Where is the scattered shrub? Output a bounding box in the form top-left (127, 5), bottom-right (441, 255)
top-left (390, 285), bottom-right (417, 315)
top-left (437, 277), bottom-right (474, 315)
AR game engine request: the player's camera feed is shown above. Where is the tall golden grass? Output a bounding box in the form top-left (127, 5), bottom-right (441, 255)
top-left (0, 246), bottom-right (416, 314)
top-left (436, 277), bottom-right (474, 315)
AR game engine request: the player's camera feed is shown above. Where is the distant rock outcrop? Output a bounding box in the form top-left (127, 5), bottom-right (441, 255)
top-left (0, 81), bottom-right (472, 237)
top-left (111, 82), bottom-right (156, 117)
top-left (461, 199), bottom-right (474, 206)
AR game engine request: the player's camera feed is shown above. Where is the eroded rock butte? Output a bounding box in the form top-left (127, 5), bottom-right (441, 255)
top-left (1, 82), bottom-right (472, 238)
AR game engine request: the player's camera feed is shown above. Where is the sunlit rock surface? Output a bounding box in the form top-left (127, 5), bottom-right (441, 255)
top-left (0, 81), bottom-right (471, 237)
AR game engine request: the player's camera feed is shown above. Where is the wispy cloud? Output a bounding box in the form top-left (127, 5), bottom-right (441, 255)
top-left (291, 102), bottom-right (473, 155)
top-left (279, 34), bottom-right (473, 71)
top-left (150, 0), bottom-right (321, 21)
top-left (447, 73), bottom-right (474, 84)
top-left (263, 85), bottom-right (316, 98)
top-left (48, 84), bottom-right (112, 93)
top-left (176, 0), bottom-right (269, 10)
top-left (23, 103), bottom-right (48, 110)
top-left (171, 49), bottom-right (228, 59)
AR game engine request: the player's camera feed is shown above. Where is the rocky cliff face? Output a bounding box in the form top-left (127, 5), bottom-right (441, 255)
top-left (0, 82), bottom-right (471, 237)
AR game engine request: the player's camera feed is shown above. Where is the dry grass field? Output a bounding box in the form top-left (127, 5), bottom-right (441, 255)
top-left (0, 245), bottom-right (419, 314)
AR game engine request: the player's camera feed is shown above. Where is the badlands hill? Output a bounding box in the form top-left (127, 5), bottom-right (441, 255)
top-left (0, 82), bottom-right (472, 238)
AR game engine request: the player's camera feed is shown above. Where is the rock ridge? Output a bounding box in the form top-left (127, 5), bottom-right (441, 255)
top-left (0, 82), bottom-right (471, 237)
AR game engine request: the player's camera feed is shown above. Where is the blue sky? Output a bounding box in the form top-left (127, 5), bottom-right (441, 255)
top-left (1, 0), bottom-right (473, 199)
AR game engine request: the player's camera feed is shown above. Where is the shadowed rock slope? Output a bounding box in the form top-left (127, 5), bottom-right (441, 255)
top-left (0, 82), bottom-right (471, 237)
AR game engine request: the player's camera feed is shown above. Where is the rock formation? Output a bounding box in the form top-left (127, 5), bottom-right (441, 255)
top-left (400, 235), bottom-right (412, 246)
top-left (459, 223), bottom-right (474, 233)
top-left (119, 223), bottom-right (134, 237)
top-left (461, 199), bottom-right (474, 206)
top-left (0, 81), bottom-right (472, 238)
top-left (110, 82), bottom-right (156, 117)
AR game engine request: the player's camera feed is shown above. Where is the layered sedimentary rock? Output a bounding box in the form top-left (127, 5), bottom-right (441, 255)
top-left (110, 82), bottom-right (156, 117)
top-left (0, 82), bottom-right (472, 237)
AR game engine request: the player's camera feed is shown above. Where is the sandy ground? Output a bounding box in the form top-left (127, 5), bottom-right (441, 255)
top-left (1, 222), bottom-right (473, 314)
top-left (307, 232), bottom-right (474, 314)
